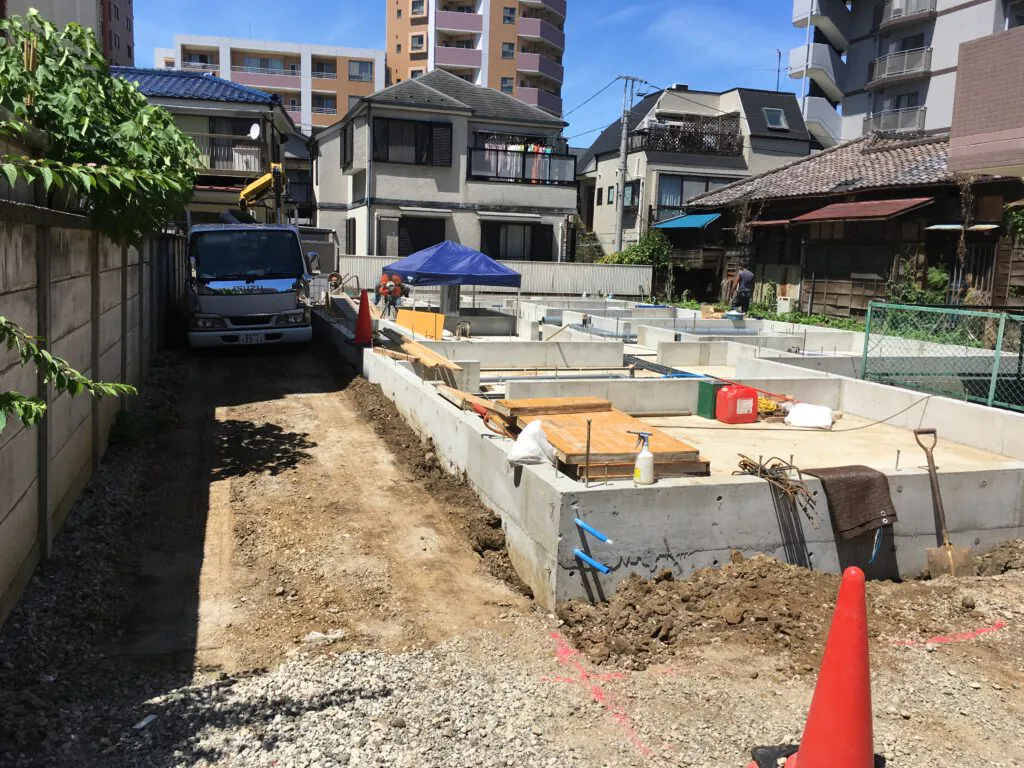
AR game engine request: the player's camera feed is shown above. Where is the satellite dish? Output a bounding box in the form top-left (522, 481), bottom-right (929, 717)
top-left (248, 123), bottom-right (261, 141)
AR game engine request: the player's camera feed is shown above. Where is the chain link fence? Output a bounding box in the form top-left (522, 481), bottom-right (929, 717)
top-left (862, 302), bottom-right (1024, 412)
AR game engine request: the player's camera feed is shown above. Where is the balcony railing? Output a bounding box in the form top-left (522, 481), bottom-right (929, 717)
top-left (182, 61), bottom-right (219, 72)
top-left (867, 47), bottom-right (932, 88)
top-left (518, 16), bottom-right (565, 50)
top-left (516, 51), bottom-right (563, 82)
top-left (188, 133), bottom-right (265, 174)
top-left (312, 69), bottom-right (338, 79)
top-left (435, 9), bottom-right (484, 33)
top-left (231, 65), bottom-right (300, 77)
top-left (311, 106), bottom-right (338, 115)
top-left (468, 148), bottom-right (576, 186)
top-left (516, 86), bottom-right (562, 115)
top-left (876, 0), bottom-right (937, 31)
top-left (628, 118), bottom-right (744, 157)
top-left (520, 0), bottom-right (566, 18)
top-left (435, 46), bottom-right (483, 69)
top-left (863, 106), bottom-right (927, 135)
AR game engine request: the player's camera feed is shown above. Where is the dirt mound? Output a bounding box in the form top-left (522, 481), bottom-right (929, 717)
top-left (557, 555), bottom-right (841, 670)
top-left (976, 539), bottom-right (1024, 576)
top-left (347, 376), bottom-right (533, 598)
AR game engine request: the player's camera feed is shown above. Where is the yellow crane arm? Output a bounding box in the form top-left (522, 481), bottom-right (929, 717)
top-left (239, 163), bottom-right (284, 210)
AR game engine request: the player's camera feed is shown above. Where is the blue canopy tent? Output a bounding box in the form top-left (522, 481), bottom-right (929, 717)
top-left (383, 241), bottom-right (522, 288)
top-left (382, 241), bottom-right (523, 327)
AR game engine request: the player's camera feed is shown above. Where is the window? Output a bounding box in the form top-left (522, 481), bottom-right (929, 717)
top-left (596, 187), bottom-right (603, 206)
top-left (349, 60), bottom-right (374, 81)
top-left (244, 56), bottom-right (285, 72)
top-left (114, 32), bottom-right (120, 48)
top-left (288, 97), bottom-right (299, 109)
top-left (411, 0), bottom-right (425, 15)
top-left (623, 180), bottom-right (640, 208)
top-left (397, 8), bottom-right (402, 18)
top-left (762, 107), bottom-right (788, 131)
top-left (346, 218), bottom-right (357, 255)
top-left (114, 4), bottom-right (119, 19)
top-left (897, 32), bottom-right (925, 51)
top-left (657, 175), bottom-right (720, 219)
top-left (480, 222), bottom-right (555, 261)
top-left (314, 62), bottom-right (337, 77)
top-left (372, 118), bottom-right (452, 166)
top-left (503, 6), bottom-right (516, 23)
top-left (501, 42), bottom-right (515, 59)
top-left (127, 44), bottom-right (132, 59)
top-left (349, 95), bottom-right (362, 110)
top-left (607, 187), bottom-right (614, 204)
top-left (885, 91), bottom-right (920, 111)
top-left (341, 123), bottom-right (354, 168)
top-left (500, 77), bottom-right (514, 94)
top-left (314, 96), bottom-right (337, 110)
top-left (396, 43), bottom-right (402, 53)
top-left (289, 63), bottom-right (298, 75)
top-left (411, 68), bottom-right (424, 78)
top-left (127, 17), bottom-right (132, 31)
top-left (410, 34), bottom-right (425, 51)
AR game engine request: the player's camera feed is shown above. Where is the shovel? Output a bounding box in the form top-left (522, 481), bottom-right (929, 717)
top-left (914, 428), bottom-right (974, 577)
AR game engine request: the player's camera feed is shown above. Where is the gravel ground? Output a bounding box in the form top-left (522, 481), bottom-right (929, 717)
top-left (2, 350), bottom-right (1023, 768)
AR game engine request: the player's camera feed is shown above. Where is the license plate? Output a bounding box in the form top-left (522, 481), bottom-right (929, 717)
top-left (239, 333), bottom-right (264, 345)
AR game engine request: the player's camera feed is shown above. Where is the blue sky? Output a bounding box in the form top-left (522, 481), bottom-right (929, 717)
top-left (135, 0), bottom-right (808, 145)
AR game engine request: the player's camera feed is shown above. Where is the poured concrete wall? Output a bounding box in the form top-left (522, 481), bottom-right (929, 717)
top-left (421, 340), bottom-right (625, 370)
top-left (0, 203), bottom-right (173, 626)
top-left (506, 378), bottom-right (703, 415)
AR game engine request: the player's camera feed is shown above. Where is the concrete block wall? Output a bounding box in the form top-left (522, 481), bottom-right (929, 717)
top-left (0, 202), bottom-right (175, 626)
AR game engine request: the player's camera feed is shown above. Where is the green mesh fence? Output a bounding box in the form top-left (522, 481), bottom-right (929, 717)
top-left (862, 302), bottom-right (1024, 412)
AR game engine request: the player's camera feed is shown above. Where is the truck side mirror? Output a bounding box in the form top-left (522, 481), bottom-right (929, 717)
top-left (307, 251), bottom-right (321, 275)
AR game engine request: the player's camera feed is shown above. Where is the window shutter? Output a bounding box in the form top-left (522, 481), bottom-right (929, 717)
top-left (372, 118), bottom-right (389, 162)
top-left (430, 123), bottom-right (453, 167)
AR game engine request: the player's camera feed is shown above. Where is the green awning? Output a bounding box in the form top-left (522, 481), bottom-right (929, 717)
top-left (655, 213), bottom-right (722, 230)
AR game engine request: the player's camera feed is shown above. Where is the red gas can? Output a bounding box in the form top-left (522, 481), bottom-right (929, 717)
top-left (716, 385), bottom-right (759, 425)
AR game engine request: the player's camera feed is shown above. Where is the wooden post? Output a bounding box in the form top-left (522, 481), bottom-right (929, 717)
top-left (35, 223), bottom-right (52, 561)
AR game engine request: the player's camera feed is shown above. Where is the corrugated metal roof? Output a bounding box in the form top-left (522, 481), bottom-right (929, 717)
top-left (792, 197), bottom-right (934, 222)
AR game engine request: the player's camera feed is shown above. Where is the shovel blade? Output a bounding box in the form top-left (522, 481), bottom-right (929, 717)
top-left (927, 544), bottom-right (975, 578)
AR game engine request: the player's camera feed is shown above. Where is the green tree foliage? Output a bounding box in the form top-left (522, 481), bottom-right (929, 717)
top-left (0, 10), bottom-right (197, 243)
top-left (0, 317), bottom-right (136, 433)
top-left (602, 229), bottom-right (671, 267)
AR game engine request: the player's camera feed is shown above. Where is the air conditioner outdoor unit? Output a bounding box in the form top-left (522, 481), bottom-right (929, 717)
top-left (777, 296), bottom-right (796, 314)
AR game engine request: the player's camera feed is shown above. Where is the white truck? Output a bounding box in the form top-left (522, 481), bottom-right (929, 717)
top-left (184, 223), bottom-right (319, 348)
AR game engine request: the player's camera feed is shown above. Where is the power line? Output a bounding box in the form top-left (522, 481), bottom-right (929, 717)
top-left (567, 120), bottom-right (618, 140)
top-left (563, 77), bottom-right (620, 119)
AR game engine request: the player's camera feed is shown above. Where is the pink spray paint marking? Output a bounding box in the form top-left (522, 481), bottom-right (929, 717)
top-left (893, 621), bottom-right (1008, 647)
top-left (548, 632), bottom-right (656, 757)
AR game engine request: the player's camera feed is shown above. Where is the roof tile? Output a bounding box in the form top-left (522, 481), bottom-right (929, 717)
top-left (112, 67), bottom-right (276, 105)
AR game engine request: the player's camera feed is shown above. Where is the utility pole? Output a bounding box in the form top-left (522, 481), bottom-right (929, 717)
top-left (776, 49), bottom-right (783, 92)
top-left (614, 75), bottom-right (643, 254)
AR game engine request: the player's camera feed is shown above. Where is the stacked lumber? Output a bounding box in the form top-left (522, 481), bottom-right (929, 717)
top-left (434, 391), bottom-right (709, 480)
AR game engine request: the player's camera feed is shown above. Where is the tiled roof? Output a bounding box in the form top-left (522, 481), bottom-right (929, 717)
top-left (415, 69), bottom-right (566, 128)
top-left (112, 67), bottom-right (276, 104)
top-left (363, 77), bottom-right (471, 113)
top-left (688, 133), bottom-right (953, 208)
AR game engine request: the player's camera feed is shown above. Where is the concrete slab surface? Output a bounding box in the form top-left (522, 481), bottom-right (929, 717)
top-left (645, 413), bottom-right (1017, 477)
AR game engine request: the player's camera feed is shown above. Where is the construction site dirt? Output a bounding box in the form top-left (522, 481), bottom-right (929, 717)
top-left (2, 348), bottom-right (1024, 767)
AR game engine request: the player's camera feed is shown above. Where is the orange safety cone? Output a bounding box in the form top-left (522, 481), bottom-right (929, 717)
top-left (354, 289), bottom-right (373, 347)
top-left (747, 567), bottom-right (879, 768)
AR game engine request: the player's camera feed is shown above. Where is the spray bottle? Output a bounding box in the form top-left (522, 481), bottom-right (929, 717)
top-left (629, 430), bottom-right (655, 486)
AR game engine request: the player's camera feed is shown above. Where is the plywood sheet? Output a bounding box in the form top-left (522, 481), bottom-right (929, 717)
top-left (521, 409), bottom-right (700, 464)
top-left (494, 397), bottom-right (612, 420)
top-left (396, 309), bottom-right (445, 340)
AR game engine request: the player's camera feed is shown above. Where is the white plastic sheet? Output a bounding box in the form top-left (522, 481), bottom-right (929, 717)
top-left (507, 420), bottom-right (556, 467)
top-left (784, 403), bottom-right (835, 430)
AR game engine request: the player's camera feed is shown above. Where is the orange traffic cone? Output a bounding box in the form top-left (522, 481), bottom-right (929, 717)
top-left (748, 567), bottom-right (878, 768)
top-left (354, 289), bottom-right (373, 347)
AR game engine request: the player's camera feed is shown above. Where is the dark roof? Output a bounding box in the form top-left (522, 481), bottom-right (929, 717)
top-left (688, 134), bottom-right (955, 208)
top-left (112, 67), bottom-right (276, 104)
top-left (736, 89), bottom-right (810, 141)
top-left (414, 69), bottom-right (566, 128)
top-left (363, 77), bottom-right (470, 113)
top-left (576, 91), bottom-right (661, 173)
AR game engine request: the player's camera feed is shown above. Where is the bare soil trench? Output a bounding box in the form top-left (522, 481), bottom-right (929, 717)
top-left (2, 346), bottom-right (1024, 768)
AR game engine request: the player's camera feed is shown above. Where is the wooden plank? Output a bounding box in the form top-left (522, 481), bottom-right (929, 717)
top-left (436, 385), bottom-right (494, 413)
top-left (521, 409), bottom-right (701, 465)
top-left (374, 348), bottom-right (417, 363)
top-left (493, 397), bottom-right (612, 420)
top-left (381, 329), bottom-right (463, 371)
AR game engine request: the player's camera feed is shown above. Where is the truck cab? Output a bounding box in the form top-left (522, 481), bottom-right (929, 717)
top-left (185, 224), bottom-right (318, 348)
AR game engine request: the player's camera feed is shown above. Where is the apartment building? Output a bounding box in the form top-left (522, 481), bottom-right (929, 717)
top-left (949, 25), bottom-right (1024, 178)
top-left (153, 35), bottom-right (386, 134)
top-left (577, 85), bottom-right (812, 254)
top-left (790, 0), bottom-right (1024, 146)
top-left (385, 0), bottom-right (566, 116)
top-left (6, 0), bottom-right (134, 65)
top-left (312, 68), bottom-right (576, 260)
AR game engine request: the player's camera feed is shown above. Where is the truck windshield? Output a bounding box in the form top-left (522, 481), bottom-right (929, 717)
top-left (191, 230), bottom-right (305, 281)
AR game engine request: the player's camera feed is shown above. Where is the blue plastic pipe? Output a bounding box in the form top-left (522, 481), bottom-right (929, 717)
top-left (573, 549), bottom-right (611, 574)
top-left (574, 518), bottom-right (613, 545)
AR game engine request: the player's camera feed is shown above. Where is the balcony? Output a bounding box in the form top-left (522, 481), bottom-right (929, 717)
top-left (518, 17), bottom-right (565, 50)
top-left (468, 148), bottom-right (576, 186)
top-left (188, 133), bottom-right (265, 175)
top-left (876, 0), bottom-right (938, 32)
top-left (434, 46), bottom-right (483, 69)
top-left (311, 106), bottom-right (338, 115)
top-left (789, 43), bottom-right (845, 102)
top-left (231, 65), bottom-right (301, 89)
top-left (803, 96), bottom-right (842, 146)
top-left (516, 52), bottom-right (564, 83)
top-left (866, 47), bottom-right (932, 89)
top-left (628, 118), bottom-right (744, 157)
top-left (181, 60), bottom-right (219, 72)
top-left (434, 9), bottom-right (483, 33)
top-left (516, 86), bottom-right (562, 115)
top-left (792, 0), bottom-right (851, 52)
top-left (863, 106), bottom-right (927, 135)
top-left (520, 0), bottom-right (566, 18)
